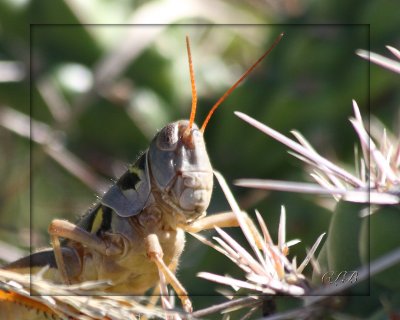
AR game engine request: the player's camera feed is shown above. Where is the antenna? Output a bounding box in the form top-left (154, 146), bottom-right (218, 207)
top-left (200, 32), bottom-right (284, 133)
top-left (186, 35), bottom-right (197, 132)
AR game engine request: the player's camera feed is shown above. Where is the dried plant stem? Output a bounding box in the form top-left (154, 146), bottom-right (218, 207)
top-left (192, 296), bottom-right (261, 318)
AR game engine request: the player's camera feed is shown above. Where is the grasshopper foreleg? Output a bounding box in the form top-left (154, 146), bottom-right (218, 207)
top-left (183, 211), bottom-right (265, 249)
top-left (145, 233), bottom-right (192, 313)
top-left (48, 219), bottom-right (124, 284)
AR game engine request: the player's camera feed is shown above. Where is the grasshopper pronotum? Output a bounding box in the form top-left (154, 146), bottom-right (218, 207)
top-left (3, 33), bottom-right (283, 313)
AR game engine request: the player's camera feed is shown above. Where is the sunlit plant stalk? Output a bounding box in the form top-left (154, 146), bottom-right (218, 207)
top-left (235, 46), bottom-right (400, 208)
top-left (194, 171), bottom-right (325, 298)
top-left (234, 99), bottom-right (400, 207)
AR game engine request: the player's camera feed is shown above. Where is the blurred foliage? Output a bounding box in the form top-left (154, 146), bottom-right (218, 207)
top-left (0, 0), bottom-right (399, 319)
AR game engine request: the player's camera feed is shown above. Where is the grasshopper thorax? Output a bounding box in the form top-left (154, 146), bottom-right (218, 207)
top-left (149, 120), bottom-right (213, 221)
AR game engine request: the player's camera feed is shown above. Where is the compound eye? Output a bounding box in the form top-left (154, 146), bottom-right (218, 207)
top-left (157, 123), bottom-right (179, 150)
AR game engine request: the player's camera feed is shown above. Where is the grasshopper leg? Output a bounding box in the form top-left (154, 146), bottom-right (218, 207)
top-left (48, 219), bottom-right (124, 284)
top-left (183, 211), bottom-right (264, 249)
top-left (147, 285), bottom-right (161, 308)
top-left (50, 233), bottom-right (70, 284)
top-left (145, 233), bottom-right (192, 313)
top-left (182, 211), bottom-right (240, 232)
top-left (144, 258), bottom-right (180, 319)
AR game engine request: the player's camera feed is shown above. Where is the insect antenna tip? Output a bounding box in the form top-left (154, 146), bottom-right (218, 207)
top-left (200, 33), bottom-right (284, 133)
top-left (186, 35), bottom-right (197, 132)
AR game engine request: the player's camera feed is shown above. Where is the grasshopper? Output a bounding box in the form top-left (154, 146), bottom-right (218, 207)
top-left (3, 33), bottom-right (283, 313)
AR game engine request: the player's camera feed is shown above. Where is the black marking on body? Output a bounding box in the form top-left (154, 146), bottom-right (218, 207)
top-left (77, 203), bottom-right (102, 233)
top-left (118, 152), bottom-right (147, 191)
top-left (118, 170), bottom-right (141, 191)
top-left (75, 203), bottom-right (113, 235)
top-left (97, 206), bottom-right (112, 236)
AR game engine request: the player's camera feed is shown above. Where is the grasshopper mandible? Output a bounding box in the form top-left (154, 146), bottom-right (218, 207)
top-left (3, 33), bottom-right (283, 312)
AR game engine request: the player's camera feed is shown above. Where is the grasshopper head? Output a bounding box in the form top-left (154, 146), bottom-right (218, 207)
top-left (146, 34), bottom-right (283, 222)
top-left (149, 120), bottom-right (213, 220)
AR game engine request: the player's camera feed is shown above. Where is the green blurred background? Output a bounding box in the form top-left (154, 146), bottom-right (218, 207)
top-left (0, 0), bottom-right (399, 318)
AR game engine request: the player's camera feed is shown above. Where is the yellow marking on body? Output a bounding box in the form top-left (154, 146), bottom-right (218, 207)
top-left (129, 165), bottom-right (141, 175)
top-left (128, 165), bottom-right (143, 190)
top-left (91, 207), bottom-right (103, 234)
